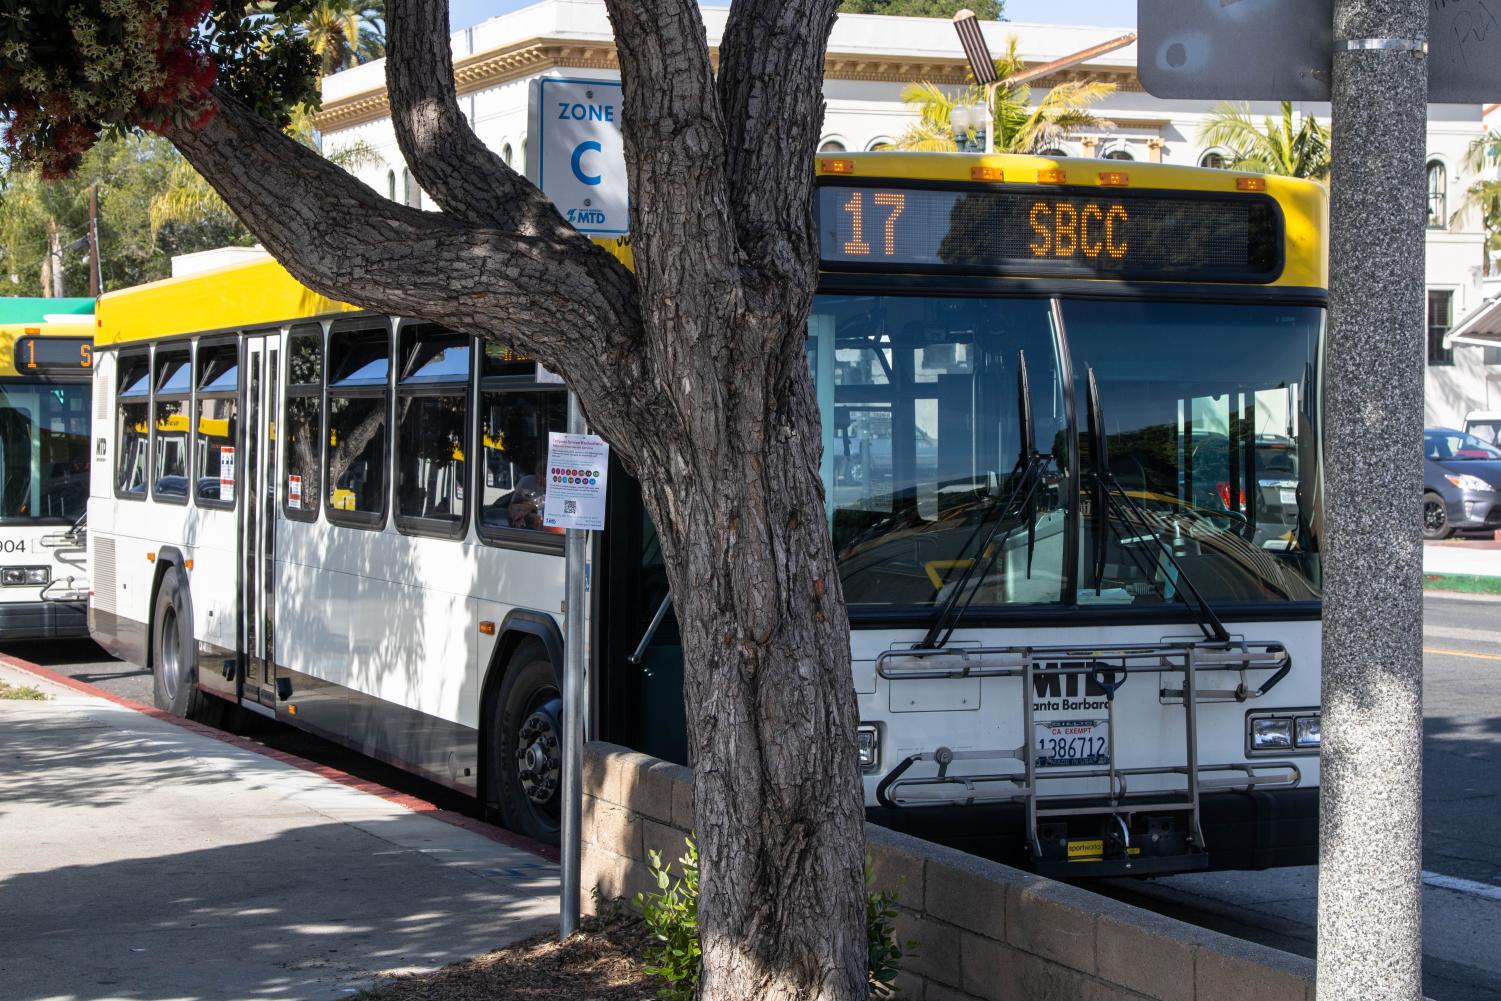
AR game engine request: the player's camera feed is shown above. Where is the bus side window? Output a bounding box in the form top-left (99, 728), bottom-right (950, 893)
top-left (394, 323), bottom-right (470, 537)
top-left (195, 339), bottom-right (240, 508)
top-left (116, 352), bottom-right (151, 500)
top-left (325, 323), bottom-right (391, 528)
top-left (284, 324), bottom-right (324, 522)
top-left (476, 379), bottom-right (567, 542)
top-left (152, 346), bottom-right (191, 504)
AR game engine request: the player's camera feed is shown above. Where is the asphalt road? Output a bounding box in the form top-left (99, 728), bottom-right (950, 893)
top-left (1098, 591), bottom-right (1501, 1001)
top-left (4, 591), bottom-right (1498, 998)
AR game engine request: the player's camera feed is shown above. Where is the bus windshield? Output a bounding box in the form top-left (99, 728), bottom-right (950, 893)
top-left (0, 382), bottom-right (90, 522)
top-left (809, 294), bottom-right (1323, 613)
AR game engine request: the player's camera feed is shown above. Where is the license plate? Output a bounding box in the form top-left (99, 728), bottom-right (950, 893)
top-left (1279, 489), bottom-right (1297, 507)
top-left (1034, 719), bottom-right (1109, 767)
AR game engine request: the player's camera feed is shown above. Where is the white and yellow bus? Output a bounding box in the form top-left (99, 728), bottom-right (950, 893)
top-left (0, 299), bottom-right (94, 640)
top-left (89, 153), bottom-right (1326, 874)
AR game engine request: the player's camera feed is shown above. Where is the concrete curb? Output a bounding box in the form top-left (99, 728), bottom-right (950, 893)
top-left (0, 651), bottom-right (558, 863)
top-left (1422, 573), bottom-right (1501, 596)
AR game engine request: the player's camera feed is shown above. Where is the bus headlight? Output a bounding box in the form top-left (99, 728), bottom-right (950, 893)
top-left (857, 724), bottom-right (881, 772)
top-left (1, 566), bottom-right (50, 586)
top-left (1295, 715), bottom-right (1321, 748)
top-left (1250, 717), bottom-right (1293, 751)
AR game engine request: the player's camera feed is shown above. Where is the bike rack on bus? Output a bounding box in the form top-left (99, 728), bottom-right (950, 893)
top-left (39, 514), bottom-right (89, 603)
top-left (872, 639), bottom-right (1301, 865)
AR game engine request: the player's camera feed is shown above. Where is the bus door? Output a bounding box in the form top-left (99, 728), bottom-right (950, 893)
top-left (239, 334), bottom-right (279, 707)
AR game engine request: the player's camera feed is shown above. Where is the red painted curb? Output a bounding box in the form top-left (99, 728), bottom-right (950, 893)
top-left (0, 652), bottom-right (559, 864)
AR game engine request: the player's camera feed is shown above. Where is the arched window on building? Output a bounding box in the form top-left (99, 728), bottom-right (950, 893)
top-left (1199, 149), bottom-right (1230, 170)
top-left (866, 137), bottom-right (894, 152)
top-left (1427, 160), bottom-right (1448, 230)
top-left (501, 143), bottom-right (514, 168)
top-left (1102, 146), bottom-right (1134, 161)
top-left (819, 139), bottom-right (847, 153)
top-left (402, 168), bottom-right (423, 211)
top-left (1040, 148), bottom-right (1069, 158)
top-left (386, 170), bottom-right (396, 200)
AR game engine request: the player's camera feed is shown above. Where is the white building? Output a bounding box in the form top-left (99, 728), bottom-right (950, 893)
top-left (316, 0), bottom-right (1497, 428)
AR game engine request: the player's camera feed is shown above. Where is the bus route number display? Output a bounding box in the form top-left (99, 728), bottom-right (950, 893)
top-left (818, 183), bottom-right (1282, 283)
top-left (12, 336), bottom-right (93, 373)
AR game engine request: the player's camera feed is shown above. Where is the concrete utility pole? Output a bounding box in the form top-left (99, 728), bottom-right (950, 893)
top-left (1320, 2), bottom-right (1427, 999)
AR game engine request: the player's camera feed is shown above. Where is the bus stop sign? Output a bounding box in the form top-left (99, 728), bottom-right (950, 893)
top-left (1139, 0), bottom-right (1501, 103)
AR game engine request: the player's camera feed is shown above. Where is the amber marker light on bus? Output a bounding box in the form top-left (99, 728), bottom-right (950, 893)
top-left (821, 158), bottom-right (855, 174)
top-left (479, 621), bottom-right (496, 635)
top-left (1098, 171), bottom-right (1130, 187)
top-left (184, 559), bottom-right (194, 570)
top-left (1037, 168), bottom-right (1067, 184)
top-left (1236, 177), bottom-right (1268, 191)
top-left (146, 552), bottom-right (156, 562)
top-left (970, 165), bottom-right (1004, 181)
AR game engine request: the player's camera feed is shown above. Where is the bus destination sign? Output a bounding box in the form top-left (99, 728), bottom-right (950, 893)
top-left (818, 183), bottom-right (1283, 283)
top-left (12, 336), bottom-right (93, 374)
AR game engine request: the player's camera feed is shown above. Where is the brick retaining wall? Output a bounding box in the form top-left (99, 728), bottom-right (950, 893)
top-left (581, 741), bottom-right (1315, 1001)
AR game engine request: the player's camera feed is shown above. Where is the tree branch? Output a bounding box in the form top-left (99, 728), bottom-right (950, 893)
top-left (601, 0), bottom-right (741, 305)
top-left (717, 0), bottom-right (839, 303)
top-left (385, 0), bottom-right (575, 238)
top-left (166, 90), bottom-right (651, 465)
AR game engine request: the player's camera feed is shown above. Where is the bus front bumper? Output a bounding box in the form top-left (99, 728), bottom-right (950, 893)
top-left (0, 600), bottom-right (89, 642)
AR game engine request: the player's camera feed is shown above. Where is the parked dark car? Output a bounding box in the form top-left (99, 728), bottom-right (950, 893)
top-left (1423, 428), bottom-right (1501, 539)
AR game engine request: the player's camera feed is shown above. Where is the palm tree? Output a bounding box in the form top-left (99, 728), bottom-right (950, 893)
top-left (1197, 102), bottom-right (1331, 181)
top-left (257, 1), bottom-right (386, 76)
top-left (895, 36), bottom-right (1115, 153)
top-left (1451, 129), bottom-right (1501, 272)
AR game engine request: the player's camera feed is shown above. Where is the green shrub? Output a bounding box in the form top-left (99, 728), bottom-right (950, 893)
top-left (634, 836), bottom-right (911, 999)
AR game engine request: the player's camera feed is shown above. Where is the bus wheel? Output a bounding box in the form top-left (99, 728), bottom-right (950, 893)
top-left (151, 567), bottom-right (222, 726)
top-left (492, 644), bottom-right (563, 843)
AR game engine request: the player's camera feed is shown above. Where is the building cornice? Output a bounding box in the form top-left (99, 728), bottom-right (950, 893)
top-left (315, 36), bottom-right (1135, 132)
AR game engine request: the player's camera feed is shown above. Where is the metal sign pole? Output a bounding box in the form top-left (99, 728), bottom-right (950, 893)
top-left (560, 392), bottom-right (587, 939)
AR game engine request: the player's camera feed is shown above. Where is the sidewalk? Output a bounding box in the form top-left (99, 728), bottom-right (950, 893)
top-left (1425, 539), bottom-right (1501, 579)
top-left (0, 661), bottom-right (558, 1001)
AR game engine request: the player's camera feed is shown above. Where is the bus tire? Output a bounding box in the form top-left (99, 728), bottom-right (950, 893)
top-left (491, 642), bottom-right (563, 843)
top-left (151, 567), bottom-right (222, 727)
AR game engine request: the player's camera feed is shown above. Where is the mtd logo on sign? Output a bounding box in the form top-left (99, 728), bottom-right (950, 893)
top-left (535, 78), bottom-right (627, 236)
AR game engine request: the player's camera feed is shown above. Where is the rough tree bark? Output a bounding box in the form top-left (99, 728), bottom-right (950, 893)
top-left (165, 1), bottom-right (867, 998)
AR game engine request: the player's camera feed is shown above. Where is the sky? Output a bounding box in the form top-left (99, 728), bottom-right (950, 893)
top-left (445, 0), bottom-right (1134, 33)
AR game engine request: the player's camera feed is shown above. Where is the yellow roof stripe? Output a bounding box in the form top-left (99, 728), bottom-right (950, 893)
top-left (95, 255), bottom-right (358, 347)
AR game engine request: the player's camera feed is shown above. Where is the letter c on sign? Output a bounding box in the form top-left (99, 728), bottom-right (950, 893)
top-left (571, 140), bottom-right (603, 185)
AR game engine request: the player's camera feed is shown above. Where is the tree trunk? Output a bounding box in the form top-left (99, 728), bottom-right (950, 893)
top-left (1319, 2), bottom-right (1427, 999)
top-left (636, 319), bottom-right (866, 1001)
top-left (161, 1), bottom-right (868, 996)
top-left (44, 216), bottom-right (64, 297)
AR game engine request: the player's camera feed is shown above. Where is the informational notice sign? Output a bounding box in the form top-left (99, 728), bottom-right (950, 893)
top-left (219, 446), bottom-right (236, 504)
top-left (288, 474), bottom-right (302, 510)
top-left (543, 432), bottom-right (609, 531)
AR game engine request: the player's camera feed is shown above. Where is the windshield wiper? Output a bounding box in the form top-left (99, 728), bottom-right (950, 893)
top-left (918, 351), bottom-right (1042, 650)
top-left (1085, 368), bottom-right (1230, 644)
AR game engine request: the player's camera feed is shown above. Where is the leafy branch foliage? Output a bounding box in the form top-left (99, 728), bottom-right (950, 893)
top-left (839, 0), bottom-right (1003, 18)
top-left (1197, 101), bottom-right (1331, 181)
top-left (0, 1), bottom-right (320, 177)
top-left (634, 837), bottom-right (912, 1000)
